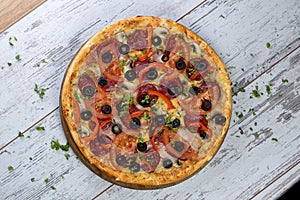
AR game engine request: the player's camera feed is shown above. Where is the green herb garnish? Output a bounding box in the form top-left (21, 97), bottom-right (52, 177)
top-left (18, 132), bottom-right (24, 137)
top-left (219, 14), bottom-right (225, 18)
top-left (282, 79), bottom-right (288, 83)
top-left (7, 62), bottom-right (12, 66)
top-left (36, 126), bottom-right (45, 131)
top-left (15, 55), bottom-right (21, 60)
top-left (44, 178), bottom-right (49, 183)
top-left (252, 90), bottom-right (261, 98)
top-left (34, 84), bottom-right (49, 99)
top-left (8, 166), bottom-right (14, 171)
top-left (271, 138), bottom-right (278, 142)
top-left (265, 85), bottom-right (271, 95)
top-left (50, 186), bottom-right (56, 190)
top-left (50, 139), bottom-right (69, 151)
top-left (31, 178), bottom-right (35, 182)
top-left (266, 42), bottom-right (271, 48)
top-left (65, 153), bottom-right (70, 160)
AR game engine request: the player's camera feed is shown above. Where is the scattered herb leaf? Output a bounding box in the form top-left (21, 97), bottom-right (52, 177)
top-left (252, 90), bottom-right (261, 98)
top-left (31, 178), bottom-right (35, 182)
top-left (34, 84), bottom-right (49, 99)
top-left (15, 55), bottom-right (21, 60)
top-left (51, 139), bottom-right (69, 151)
top-left (36, 126), bottom-right (45, 131)
top-left (265, 85), bottom-right (271, 95)
top-left (8, 166), bottom-right (14, 171)
top-left (282, 79), bottom-right (288, 83)
top-left (271, 138), bottom-right (278, 142)
top-left (7, 62), bottom-right (12, 66)
top-left (44, 178), bottom-right (49, 183)
top-left (65, 153), bottom-right (70, 160)
top-left (50, 186), bottom-right (56, 190)
top-left (266, 42), bottom-right (271, 48)
top-left (219, 14), bottom-right (225, 18)
top-left (18, 132), bottom-right (24, 137)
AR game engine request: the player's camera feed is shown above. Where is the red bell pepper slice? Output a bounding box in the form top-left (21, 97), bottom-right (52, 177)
top-left (148, 90), bottom-right (175, 110)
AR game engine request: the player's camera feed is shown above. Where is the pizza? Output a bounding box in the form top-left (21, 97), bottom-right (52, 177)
top-left (60, 16), bottom-right (232, 189)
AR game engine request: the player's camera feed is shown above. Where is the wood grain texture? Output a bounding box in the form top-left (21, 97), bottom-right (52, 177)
top-left (0, 0), bottom-right (46, 33)
top-left (94, 45), bottom-right (300, 200)
top-left (0, 0), bottom-right (201, 149)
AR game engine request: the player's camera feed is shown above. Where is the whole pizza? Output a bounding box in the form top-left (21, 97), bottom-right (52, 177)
top-left (60, 16), bottom-right (232, 189)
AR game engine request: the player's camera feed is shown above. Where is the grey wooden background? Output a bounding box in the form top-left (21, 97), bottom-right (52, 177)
top-left (0, 0), bottom-right (299, 199)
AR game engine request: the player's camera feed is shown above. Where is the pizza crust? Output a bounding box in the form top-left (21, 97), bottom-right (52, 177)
top-left (60, 16), bottom-right (232, 189)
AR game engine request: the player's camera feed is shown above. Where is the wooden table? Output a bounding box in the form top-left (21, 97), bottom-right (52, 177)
top-left (0, 0), bottom-right (299, 199)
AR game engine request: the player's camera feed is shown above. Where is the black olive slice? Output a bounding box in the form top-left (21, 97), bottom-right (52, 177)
top-left (199, 130), bottom-right (208, 139)
top-left (155, 115), bottom-right (165, 126)
top-left (98, 77), bottom-right (107, 86)
top-left (195, 59), bottom-right (208, 71)
top-left (201, 99), bottom-right (212, 111)
top-left (116, 101), bottom-right (124, 112)
top-left (129, 162), bottom-right (140, 172)
top-left (82, 85), bottom-right (95, 97)
top-left (176, 60), bottom-right (186, 70)
top-left (189, 86), bottom-right (200, 95)
top-left (161, 54), bottom-right (169, 62)
top-left (119, 44), bottom-right (130, 55)
top-left (80, 110), bottom-right (92, 121)
top-left (138, 95), bottom-right (151, 107)
top-left (129, 118), bottom-right (141, 129)
top-left (102, 51), bottom-right (112, 63)
top-left (125, 69), bottom-right (136, 81)
top-left (152, 36), bottom-right (162, 46)
top-left (101, 104), bottom-right (112, 114)
top-left (116, 155), bottom-right (127, 165)
top-left (172, 118), bottom-right (180, 128)
top-left (137, 142), bottom-right (147, 152)
top-left (214, 114), bottom-right (226, 125)
top-left (163, 159), bottom-right (173, 169)
top-left (146, 69), bottom-right (158, 80)
top-left (112, 123), bottom-right (122, 135)
top-left (174, 141), bottom-right (185, 152)
top-left (167, 85), bottom-right (179, 96)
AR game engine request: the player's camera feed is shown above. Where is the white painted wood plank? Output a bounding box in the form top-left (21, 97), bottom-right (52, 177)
top-left (94, 43), bottom-right (300, 199)
top-left (253, 163), bottom-right (300, 200)
top-left (0, 110), bottom-right (111, 199)
top-left (0, 0), bottom-right (201, 148)
top-left (180, 0), bottom-right (300, 93)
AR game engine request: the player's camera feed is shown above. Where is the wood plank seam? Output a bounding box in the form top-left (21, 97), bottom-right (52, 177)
top-left (249, 159), bottom-right (300, 199)
top-left (176, 0), bottom-right (208, 22)
top-left (232, 44), bottom-right (300, 96)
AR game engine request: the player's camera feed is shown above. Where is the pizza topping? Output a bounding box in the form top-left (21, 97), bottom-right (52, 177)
top-left (129, 162), bottom-right (140, 172)
top-left (137, 84), bottom-right (158, 107)
top-left (112, 123), bottom-right (122, 135)
top-left (78, 75), bottom-right (96, 96)
top-left (137, 142), bottom-right (147, 152)
top-left (140, 150), bottom-right (160, 172)
top-left (152, 36), bottom-right (162, 46)
top-left (174, 141), bottom-right (185, 152)
top-left (98, 77), bottom-right (107, 86)
top-left (161, 54), bottom-right (169, 62)
top-left (154, 115), bottom-right (166, 126)
top-left (129, 118), bottom-right (141, 129)
top-left (148, 90), bottom-right (175, 109)
top-left (189, 86), bottom-right (200, 95)
top-left (116, 155), bottom-right (127, 165)
top-left (145, 69), bottom-right (158, 80)
top-left (80, 110), bottom-right (92, 121)
top-left (199, 130), bottom-right (208, 139)
top-left (201, 99), bottom-right (212, 111)
top-left (213, 114), bottom-right (226, 125)
top-left (128, 29), bottom-right (148, 50)
top-left (194, 59), bottom-right (208, 72)
top-left (125, 69), bottom-right (137, 81)
top-left (102, 51), bottom-right (113, 63)
top-left (176, 59), bottom-right (186, 70)
top-left (119, 44), bottom-right (130, 55)
top-left (163, 158), bottom-right (173, 169)
top-left (101, 104), bottom-right (112, 114)
top-left (90, 137), bottom-right (110, 157)
top-left (172, 118), bottom-right (181, 128)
